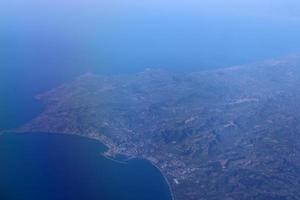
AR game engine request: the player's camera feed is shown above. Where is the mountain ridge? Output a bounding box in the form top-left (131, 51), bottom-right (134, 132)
top-left (17, 55), bottom-right (300, 200)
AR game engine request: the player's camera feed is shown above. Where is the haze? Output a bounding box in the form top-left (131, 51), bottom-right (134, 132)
top-left (1, 0), bottom-right (300, 73)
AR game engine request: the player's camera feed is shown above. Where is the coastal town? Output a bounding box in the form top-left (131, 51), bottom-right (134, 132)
top-left (19, 55), bottom-right (300, 200)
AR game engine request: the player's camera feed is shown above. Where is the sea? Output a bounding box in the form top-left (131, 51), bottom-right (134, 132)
top-left (1, 7), bottom-right (300, 200)
top-left (0, 133), bottom-right (172, 200)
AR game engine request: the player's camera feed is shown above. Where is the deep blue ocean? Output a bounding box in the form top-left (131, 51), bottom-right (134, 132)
top-left (1, 6), bottom-right (300, 200)
top-left (0, 133), bottom-right (172, 200)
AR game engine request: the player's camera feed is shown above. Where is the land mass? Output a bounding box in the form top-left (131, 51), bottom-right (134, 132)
top-left (19, 55), bottom-right (300, 200)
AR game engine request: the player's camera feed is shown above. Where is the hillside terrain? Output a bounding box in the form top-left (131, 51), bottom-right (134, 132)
top-left (20, 55), bottom-right (300, 200)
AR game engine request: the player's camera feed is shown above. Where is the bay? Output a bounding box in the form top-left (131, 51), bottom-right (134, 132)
top-left (0, 133), bottom-right (172, 200)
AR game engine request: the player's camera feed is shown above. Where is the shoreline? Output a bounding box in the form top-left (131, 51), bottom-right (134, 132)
top-left (101, 154), bottom-right (129, 165)
top-left (146, 160), bottom-right (176, 200)
top-left (3, 130), bottom-right (175, 200)
top-left (101, 152), bottom-right (176, 200)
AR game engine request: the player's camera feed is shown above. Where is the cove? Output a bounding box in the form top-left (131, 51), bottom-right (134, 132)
top-left (0, 132), bottom-right (172, 200)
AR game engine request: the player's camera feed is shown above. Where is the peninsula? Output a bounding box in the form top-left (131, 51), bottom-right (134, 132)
top-left (19, 55), bottom-right (300, 200)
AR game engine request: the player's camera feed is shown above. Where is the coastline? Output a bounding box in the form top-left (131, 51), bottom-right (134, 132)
top-left (102, 154), bottom-right (176, 200)
top-left (100, 149), bottom-right (176, 200)
top-left (146, 160), bottom-right (176, 200)
top-left (101, 154), bottom-right (129, 165)
top-left (3, 130), bottom-right (175, 200)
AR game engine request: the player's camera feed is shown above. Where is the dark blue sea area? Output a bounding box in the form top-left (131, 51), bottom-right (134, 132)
top-left (0, 133), bottom-right (172, 200)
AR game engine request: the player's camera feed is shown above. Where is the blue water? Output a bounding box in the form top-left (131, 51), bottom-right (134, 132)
top-left (2, 16), bottom-right (300, 129)
top-left (0, 133), bottom-right (172, 200)
top-left (1, 4), bottom-right (300, 199)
